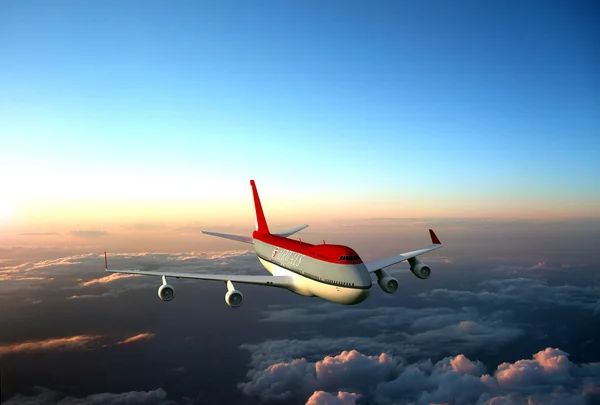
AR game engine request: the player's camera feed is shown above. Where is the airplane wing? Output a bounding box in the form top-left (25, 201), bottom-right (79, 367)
top-left (201, 231), bottom-right (253, 244)
top-left (275, 224), bottom-right (308, 238)
top-left (364, 229), bottom-right (443, 273)
top-left (104, 253), bottom-right (292, 288)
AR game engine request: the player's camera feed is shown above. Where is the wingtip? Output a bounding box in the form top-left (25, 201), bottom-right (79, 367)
top-left (104, 251), bottom-right (108, 270)
top-left (429, 229), bottom-right (441, 245)
top-left (250, 179), bottom-right (255, 186)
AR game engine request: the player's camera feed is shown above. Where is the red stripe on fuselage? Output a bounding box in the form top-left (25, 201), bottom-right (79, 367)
top-left (252, 231), bottom-right (362, 264)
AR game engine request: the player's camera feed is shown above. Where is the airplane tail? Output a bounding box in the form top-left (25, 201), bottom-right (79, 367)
top-left (250, 180), bottom-right (270, 234)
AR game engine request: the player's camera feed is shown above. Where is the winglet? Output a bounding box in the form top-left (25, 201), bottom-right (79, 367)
top-left (250, 180), bottom-right (270, 234)
top-left (429, 229), bottom-right (441, 245)
top-left (104, 251), bottom-right (108, 270)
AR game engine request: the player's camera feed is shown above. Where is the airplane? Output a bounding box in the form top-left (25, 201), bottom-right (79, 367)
top-left (104, 180), bottom-right (443, 307)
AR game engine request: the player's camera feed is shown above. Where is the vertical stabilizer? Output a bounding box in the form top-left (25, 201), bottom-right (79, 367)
top-left (250, 180), bottom-right (270, 234)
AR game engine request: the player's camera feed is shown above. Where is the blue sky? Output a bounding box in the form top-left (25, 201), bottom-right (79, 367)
top-left (1, 0), bottom-right (599, 222)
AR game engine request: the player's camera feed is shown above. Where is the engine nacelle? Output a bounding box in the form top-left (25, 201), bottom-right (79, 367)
top-left (158, 284), bottom-right (175, 301)
top-left (378, 276), bottom-right (399, 294)
top-left (225, 280), bottom-right (243, 308)
top-left (225, 289), bottom-right (243, 308)
top-left (410, 261), bottom-right (431, 279)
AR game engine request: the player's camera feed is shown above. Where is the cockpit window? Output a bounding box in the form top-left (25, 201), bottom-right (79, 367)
top-left (339, 255), bottom-right (360, 262)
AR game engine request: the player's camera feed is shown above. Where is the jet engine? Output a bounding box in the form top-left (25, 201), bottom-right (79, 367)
top-left (157, 275), bottom-right (175, 301)
top-left (378, 276), bottom-right (399, 294)
top-left (375, 270), bottom-right (399, 294)
top-left (225, 280), bottom-right (243, 308)
top-left (158, 283), bottom-right (175, 301)
top-left (409, 258), bottom-right (431, 279)
top-left (225, 289), bottom-right (244, 308)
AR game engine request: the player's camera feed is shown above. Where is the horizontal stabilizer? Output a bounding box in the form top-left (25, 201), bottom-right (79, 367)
top-left (201, 231), bottom-right (253, 244)
top-left (275, 224), bottom-right (309, 238)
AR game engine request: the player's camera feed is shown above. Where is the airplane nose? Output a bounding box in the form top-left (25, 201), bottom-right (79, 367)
top-left (351, 287), bottom-right (370, 305)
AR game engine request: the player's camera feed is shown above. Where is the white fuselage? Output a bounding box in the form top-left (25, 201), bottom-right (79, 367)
top-left (255, 248), bottom-right (372, 305)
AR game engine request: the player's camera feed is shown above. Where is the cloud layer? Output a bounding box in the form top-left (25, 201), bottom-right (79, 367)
top-left (0, 250), bottom-right (260, 300)
top-left (1, 248), bottom-right (599, 404)
top-left (3, 387), bottom-right (175, 405)
top-left (0, 335), bottom-right (101, 355)
top-left (240, 348), bottom-right (600, 405)
top-left (0, 332), bottom-right (157, 357)
top-left (419, 277), bottom-right (600, 314)
top-left (252, 303), bottom-right (523, 362)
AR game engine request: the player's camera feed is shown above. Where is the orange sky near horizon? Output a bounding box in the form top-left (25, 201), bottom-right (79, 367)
top-left (2, 187), bottom-right (599, 234)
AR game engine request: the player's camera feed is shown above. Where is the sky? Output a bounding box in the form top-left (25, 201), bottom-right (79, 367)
top-left (1, 1), bottom-right (600, 404)
top-left (1, 0), bottom-right (599, 237)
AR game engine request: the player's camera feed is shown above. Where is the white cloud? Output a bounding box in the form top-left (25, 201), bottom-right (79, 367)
top-left (239, 347), bottom-right (600, 405)
top-left (305, 391), bottom-right (361, 405)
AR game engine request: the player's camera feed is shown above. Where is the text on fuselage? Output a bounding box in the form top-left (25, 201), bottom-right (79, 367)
top-left (272, 247), bottom-right (302, 267)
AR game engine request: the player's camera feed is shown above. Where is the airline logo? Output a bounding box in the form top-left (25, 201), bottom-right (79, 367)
top-left (272, 247), bottom-right (302, 267)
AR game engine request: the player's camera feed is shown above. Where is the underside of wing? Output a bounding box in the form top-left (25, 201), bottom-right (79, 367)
top-left (107, 269), bottom-right (293, 288)
top-left (201, 230), bottom-right (253, 244)
top-left (365, 229), bottom-right (443, 273)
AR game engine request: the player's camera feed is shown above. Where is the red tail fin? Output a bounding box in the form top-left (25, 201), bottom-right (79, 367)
top-left (429, 229), bottom-right (441, 245)
top-left (250, 180), bottom-right (270, 234)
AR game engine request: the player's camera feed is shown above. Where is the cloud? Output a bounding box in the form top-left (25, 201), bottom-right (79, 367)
top-left (80, 272), bottom-right (138, 287)
top-left (0, 335), bottom-right (101, 355)
top-left (419, 277), bottom-right (600, 313)
top-left (68, 291), bottom-right (121, 300)
top-left (117, 333), bottom-right (156, 345)
top-left (526, 261), bottom-right (547, 270)
top-left (240, 336), bottom-right (407, 373)
top-left (239, 347), bottom-right (600, 405)
top-left (0, 253), bottom-right (93, 274)
top-left (70, 230), bottom-right (108, 238)
top-left (3, 387), bottom-right (176, 405)
top-left (239, 350), bottom-right (399, 402)
top-left (0, 250), bottom-right (261, 298)
top-left (305, 391), bottom-right (361, 405)
top-left (0, 333), bottom-right (159, 355)
top-left (0, 275), bottom-right (45, 281)
top-left (254, 304), bottom-right (523, 361)
top-left (494, 347), bottom-right (573, 391)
